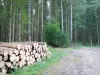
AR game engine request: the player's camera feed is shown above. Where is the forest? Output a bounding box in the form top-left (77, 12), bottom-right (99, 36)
top-left (1, 0), bottom-right (100, 75)
top-left (0, 0), bottom-right (100, 46)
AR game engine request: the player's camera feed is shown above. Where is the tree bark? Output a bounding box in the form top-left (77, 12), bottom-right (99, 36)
top-left (9, 0), bottom-right (12, 42)
top-left (70, 1), bottom-right (73, 46)
top-left (41, 0), bottom-right (44, 42)
top-left (61, 0), bottom-right (64, 32)
top-left (28, 0), bottom-right (32, 41)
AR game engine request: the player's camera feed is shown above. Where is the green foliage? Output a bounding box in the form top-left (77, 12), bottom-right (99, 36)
top-left (45, 23), bottom-right (69, 47)
top-left (44, 23), bottom-right (60, 45)
top-left (55, 32), bottom-right (69, 47)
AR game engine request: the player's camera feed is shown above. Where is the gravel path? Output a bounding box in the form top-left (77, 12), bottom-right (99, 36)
top-left (41, 47), bottom-right (100, 75)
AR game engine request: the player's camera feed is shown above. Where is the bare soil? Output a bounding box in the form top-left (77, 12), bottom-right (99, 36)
top-left (42, 47), bottom-right (100, 75)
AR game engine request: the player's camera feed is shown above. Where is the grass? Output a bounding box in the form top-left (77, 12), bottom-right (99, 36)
top-left (10, 47), bottom-right (69, 75)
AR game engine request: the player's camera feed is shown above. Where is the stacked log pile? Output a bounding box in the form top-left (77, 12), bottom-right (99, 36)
top-left (0, 42), bottom-right (51, 73)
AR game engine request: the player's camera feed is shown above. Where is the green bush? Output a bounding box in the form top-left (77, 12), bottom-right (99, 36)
top-left (45, 23), bottom-right (69, 47)
top-left (55, 32), bottom-right (69, 47)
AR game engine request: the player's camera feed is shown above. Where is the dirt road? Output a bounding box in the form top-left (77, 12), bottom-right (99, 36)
top-left (42, 47), bottom-right (100, 75)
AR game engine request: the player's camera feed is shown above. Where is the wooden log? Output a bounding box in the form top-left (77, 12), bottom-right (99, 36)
top-left (0, 43), bottom-right (25, 50)
top-left (13, 61), bottom-right (16, 66)
top-left (41, 52), bottom-right (44, 57)
top-left (14, 63), bottom-right (18, 69)
top-left (20, 55), bottom-right (26, 61)
top-left (24, 45), bottom-right (28, 51)
top-left (30, 52), bottom-right (33, 55)
top-left (26, 51), bottom-right (30, 56)
top-left (32, 56), bottom-right (35, 63)
top-left (0, 50), bottom-right (8, 57)
top-left (35, 53), bottom-right (39, 58)
top-left (0, 47), bottom-right (19, 54)
top-left (11, 65), bottom-right (13, 69)
top-left (27, 45), bottom-right (32, 51)
top-left (18, 61), bottom-right (23, 67)
top-left (0, 72), bottom-right (9, 75)
top-left (33, 50), bottom-right (36, 55)
top-left (0, 56), bottom-right (2, 62)
top-left (29, 56), bottom-right (33, 61)
top-left (16, 56), bottom-right (19, 62)
top-left (0, 42), bottom-right (51, 74)
top-left (12, 42), bottom-right (33, 51)
top-left (19, 50), bottom-right (25, 55)
top-left (0, 47), bottom-right (17, 56)
top-left (37, 57), bottom-right (41, 62)
top-left (0, 61), bottom-right (5, 68)
top-left (1, 66), bottom-right (7, 73)
top-left (14, 49), bottom-right (19, 55)
top-left (18, 60), bottom-right (26, 67)
top-left (4, 56), bottom-right (8, 61)
top-left (19, 42), bottom-right (38, 50)
top-left (5, 62), bottom-right (11, 68)
top-left (26, 56), bottom-right (30, 62)
top-left (10, 54), bottom-right (16, 62)
top-left (8, 50), bottom-right (13, 56)
top-left (43, 53), bottom-right (46, 57)
top-left (26, 61), bottom-right (31, 66)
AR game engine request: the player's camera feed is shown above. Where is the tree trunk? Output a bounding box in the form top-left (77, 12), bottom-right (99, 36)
top-left (70, 1), bottom-right (73, 46)
top-left (12, 4), bottom-right (15, 42)
top-left (37, 1), bottom-right (40, 41)
top-left (61, 0), bottom-right (64, 32)
top-left (28, 0), bottom-right (31, 41)
top-left (48, 0), bottom-right (51, 24)
top-left (96, 10), bottom-right (99, 45)
top-left (41, 0), bottom-right (44, 42)
top-left (18, 8), bottom-right (21, 42)
top-left (9, 0), bottom-right (12, 42)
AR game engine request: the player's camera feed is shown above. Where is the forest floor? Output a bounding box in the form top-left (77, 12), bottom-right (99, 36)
top-left (41, 46), bottom-right (100, 75)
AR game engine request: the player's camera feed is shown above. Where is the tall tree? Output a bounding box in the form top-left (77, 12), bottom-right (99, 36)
top-left (61, 0), bottom-right (64, 32)
top-left (69, 0), bottom-right (73, 46)
top-left (28, 0), bottom-right (31, 41)
top-left (9, 0), bottom-right (12, 42)
top-left (41, 0), bottom-right (44, 41)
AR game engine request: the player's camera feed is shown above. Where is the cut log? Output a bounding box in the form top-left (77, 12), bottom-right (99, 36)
top-left (0, 72), bottom-right (9, 75)
top-left (33, 50), bottom-right (36, 55)
top-left (18, 61), bottom-right (23, 67)
top-left (0, 43), bottom-right (24, 50)
top-left (43, 53), bottom-right (46, 57)
top-left (26, 56), bottom-right (29, 61)
top-left (1, 66), bottom-right (7, 73)
top-left (0, 50), bottom-right (8, 57)
top-left (14, 49), bottom-right (19, 55)
top-left (10, 54), bottom-right (16, 62)
top-left (18, 60), bottom-right (26, 67)
top-left (0, 56), bottom-right (2, 62)
top-left (0, 42), bottom-right (51, 73)
top-left (13, 61), bottom-right (16, 66)
top-left (0, 61), bottom-right (5, 68)
top-left (5, 62), bottom-right (11, 68)
top-left (19, 50), bottom-right (25, 55)
top-left (26, 51), bottom-right (30, 56)
top-left (20, 55), bottom-right (26, 61)
top-left (16, 56), bottom-right (19, 62)
top-left (35, 53), bottom-right (39, 58)
top-left (8, 50), bottom-right (13, 56)
top-left (11, 65), bottom-right (13, 69)
top-left (37, 57), bottom-right (41, 62)
top-left (26, 61), bottom-right (31, 66)
top-left (4, 56), bottom-right (8, 61)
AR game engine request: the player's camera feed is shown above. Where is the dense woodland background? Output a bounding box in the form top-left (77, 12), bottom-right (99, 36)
top-left (0, 0), bottom-right (100, 46)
